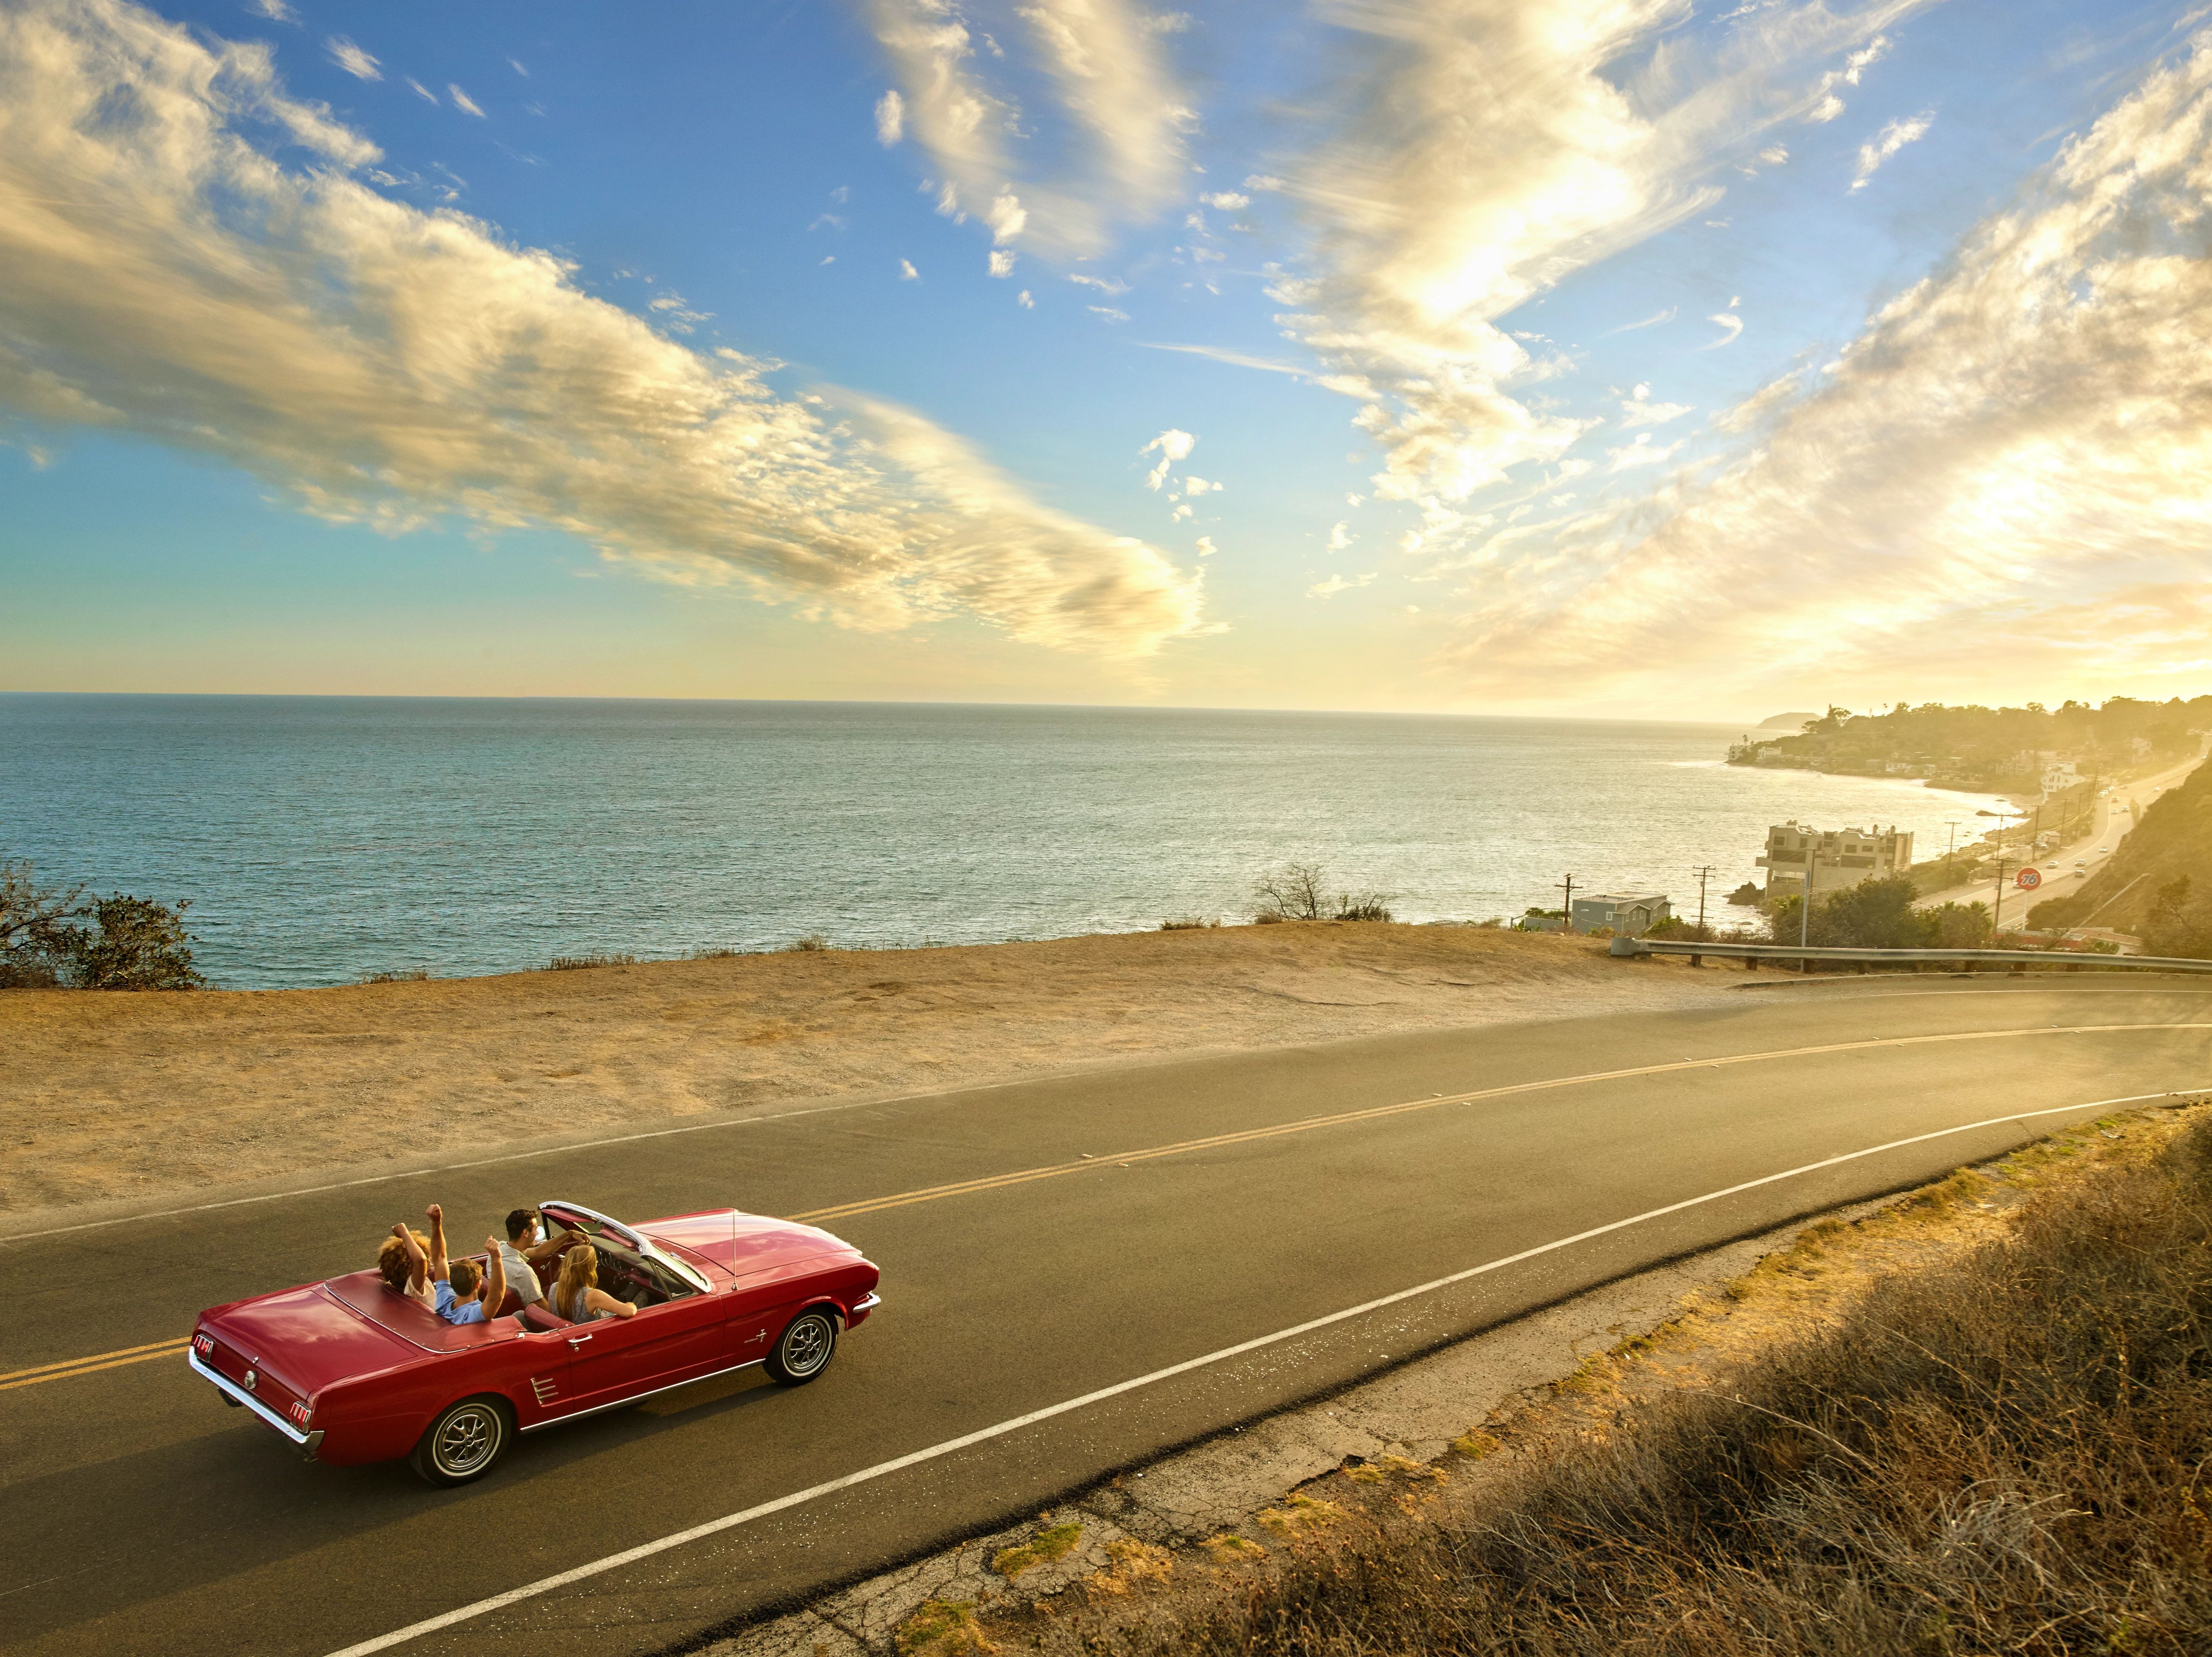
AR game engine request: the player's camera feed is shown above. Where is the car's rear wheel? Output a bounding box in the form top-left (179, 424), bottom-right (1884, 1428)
top-left (765, 1307), bottom-right (839, 1386)
top-left (409, 1395), bottom-right (513, 1487)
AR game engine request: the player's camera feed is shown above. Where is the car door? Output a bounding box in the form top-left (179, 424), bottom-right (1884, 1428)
top-left (557, 1289), bottom-right (732, 1412)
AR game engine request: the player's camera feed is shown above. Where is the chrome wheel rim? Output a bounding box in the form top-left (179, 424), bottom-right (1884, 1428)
top-left (782, 1314), bottom-right (833, 1376)
top-left (433, 1404), bottom-right (501, 1476)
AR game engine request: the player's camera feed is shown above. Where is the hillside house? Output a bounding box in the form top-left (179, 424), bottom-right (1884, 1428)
top-left (1756, 821), bottom-right (1914, 901)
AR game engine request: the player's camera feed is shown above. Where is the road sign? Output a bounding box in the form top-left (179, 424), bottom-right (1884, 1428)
top-left (2016, 867), bottom-right (2042, 890)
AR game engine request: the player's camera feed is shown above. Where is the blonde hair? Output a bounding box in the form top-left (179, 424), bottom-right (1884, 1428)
top-left (556, 1244), bottom-right (598, 1310)
top-left (377, 1230), bottom-right (428, 1292)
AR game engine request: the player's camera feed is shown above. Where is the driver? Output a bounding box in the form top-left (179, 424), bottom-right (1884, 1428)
top-left (494, 1208), bottom-right (578, 1310)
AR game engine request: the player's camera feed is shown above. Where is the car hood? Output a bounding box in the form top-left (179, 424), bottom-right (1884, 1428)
top-left (642, 1209), bottom-right (861, 1278)
top-left (199, 1282), bottom-right (423, 1399)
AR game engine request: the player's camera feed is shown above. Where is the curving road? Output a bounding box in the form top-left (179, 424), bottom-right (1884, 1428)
top-left (3, 976), bottom-right (2207, 1657)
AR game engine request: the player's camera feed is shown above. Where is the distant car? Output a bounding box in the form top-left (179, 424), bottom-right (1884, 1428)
top-left (2097, 846), bottom-right (2109, 854)
top-left (2075, 861), bottom-right (2088, 871)
top-left (188, 1199), bottom-right (881, 1486)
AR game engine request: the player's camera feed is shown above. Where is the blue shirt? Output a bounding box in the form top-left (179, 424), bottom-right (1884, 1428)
top-left (434, 1280), bottom-right (487, 1324)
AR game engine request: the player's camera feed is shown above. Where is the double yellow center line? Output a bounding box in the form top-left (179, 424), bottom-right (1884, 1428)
top-left (0, 1336), bottom-right (192, 1393)
top-left (13, 1021), bottom-right (2205, 1395)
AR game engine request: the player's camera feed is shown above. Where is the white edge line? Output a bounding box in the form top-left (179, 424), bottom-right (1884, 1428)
top-left (317, 1087), bottom-right (2194, 1657)
top-left (14, 1012), bottom-right (2204, 1245)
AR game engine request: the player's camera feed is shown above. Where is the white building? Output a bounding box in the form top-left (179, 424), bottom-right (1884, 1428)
top-left (1756, 821), bottom-right (1914, 901)
top-left (2040, 758), bottom-right (2080, 798)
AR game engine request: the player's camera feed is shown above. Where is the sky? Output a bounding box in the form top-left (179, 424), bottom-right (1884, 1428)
top-left (3, 0), bottom-right (2211, 720)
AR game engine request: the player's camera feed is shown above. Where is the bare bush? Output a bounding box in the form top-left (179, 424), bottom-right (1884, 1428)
top-left (784, 933), bottom-right (830, 952)
top-left (1160, 916), bottom-right (1221, 931)
top-left (1252, 863), bottom-right (1396, 924)
top-left (360, 967), bottom-right (430, 984)
top-left (546, 952), bottom-right (638, 970)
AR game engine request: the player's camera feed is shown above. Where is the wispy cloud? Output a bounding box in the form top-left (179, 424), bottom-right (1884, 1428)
top-left (1309, 571), bottom-right (1378, 598)
top-left (244, 0), bottom-right (295, 22)
top-left (1602, 306), bottom-right (1677, 336)
top-left (1850, 109), bottom-right (1934, 190)
top-left (0, 0), bottom-right (1204, 659)
top-left (447, 83), bottom-right (485, 118)
top-left (1136, 341), bottom-right (1308, 377)
top-left (1436, 29), bottom-right (2212, 703)
top-left (1254, 0), bottom-right (1928, 538)
top-left (1703, 297), bottom-right (1745, 347)
top-left (899, 258), bottom-right (920, 280)
top-left (324, 36), bottom-right (379, 81)
top-left (404, 76), bottom-right (438, 105)
top-left (861, 0), bottom-right (1191, 258)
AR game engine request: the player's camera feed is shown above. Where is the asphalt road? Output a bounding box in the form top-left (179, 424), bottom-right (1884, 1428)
top-left (4, 977), bottom-right (2208, 1657)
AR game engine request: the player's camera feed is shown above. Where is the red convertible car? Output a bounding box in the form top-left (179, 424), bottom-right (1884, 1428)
top-left (186, 1199), bottom-right (880, 1486)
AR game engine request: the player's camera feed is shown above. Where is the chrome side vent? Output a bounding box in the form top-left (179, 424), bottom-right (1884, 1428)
top-left (530, 1375), bottom-right (559, 1405)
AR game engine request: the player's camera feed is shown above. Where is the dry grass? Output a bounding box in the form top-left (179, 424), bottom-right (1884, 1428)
top-left (545, 951), bottom-right (638, 970)
top-left (1108, 1112), bottom-right (2212, 1657)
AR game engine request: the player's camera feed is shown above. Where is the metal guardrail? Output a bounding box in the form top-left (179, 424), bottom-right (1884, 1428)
top-left (1608, 936), bottom-right (2212, 974)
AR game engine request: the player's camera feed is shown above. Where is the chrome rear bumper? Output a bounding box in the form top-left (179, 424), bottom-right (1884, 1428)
top-left (189, 1350), bottom-right (324, 1461)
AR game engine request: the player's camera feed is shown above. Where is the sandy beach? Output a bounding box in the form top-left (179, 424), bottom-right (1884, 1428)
top-left (0, 923), bottom-right (1738, 1219)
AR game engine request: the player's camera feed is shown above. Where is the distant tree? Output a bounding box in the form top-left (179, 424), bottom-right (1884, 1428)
top-left (2144, 875), bottom-right (2212, 960)
top-left (1251, 862), bottom-right (1395, 923)
top-left (0, 860), bottom-right (86, 988)
top-left (69, 894), bottom-right (208, 989)
top-left (1816, 875), bottom-right (1926, 948)
top-left (1767, 876), bottom-right (1991, 951)
top-left (1252, 862), bottom-right (1327, 922)
top-left (0, 859), bottom-right (206, 990)
top-left (1927, 901), bottom-right (1994, 948)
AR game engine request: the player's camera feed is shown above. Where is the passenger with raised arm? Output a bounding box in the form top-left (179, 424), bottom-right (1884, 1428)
top-left (551, 1244), bottom-right (638, 1323)
top-left (423, 1202), bottom-right (507, 1326)
top-left (378, 1223), bottom-right (435, 1310)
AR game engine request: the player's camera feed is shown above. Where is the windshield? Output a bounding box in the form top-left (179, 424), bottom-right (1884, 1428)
top-left (539, 1200), bottom-right (711, 1295)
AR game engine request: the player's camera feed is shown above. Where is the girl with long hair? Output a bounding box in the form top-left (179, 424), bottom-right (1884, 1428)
top-left (552, 1244), bottom-right (639, 1323)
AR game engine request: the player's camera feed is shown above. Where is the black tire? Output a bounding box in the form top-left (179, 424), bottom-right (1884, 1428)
top-left (409, 1395), bottom-right (513, 1487)
top-left (764, 1307), bottom-right (839, 1386)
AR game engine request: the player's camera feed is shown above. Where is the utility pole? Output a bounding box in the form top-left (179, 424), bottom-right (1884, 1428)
top-left (1943, 820), bottom-right (1961, 888)
top-left (1797, 855), bottom-right (1819, 971)
top-left (1693, 865), bottom-right (1715, 938)
top-left (1557, 873), bottom-right (1576, 934)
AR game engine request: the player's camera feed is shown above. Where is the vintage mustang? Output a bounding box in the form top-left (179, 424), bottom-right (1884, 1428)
top-left (186, 1199), bottom-right (880, 1485)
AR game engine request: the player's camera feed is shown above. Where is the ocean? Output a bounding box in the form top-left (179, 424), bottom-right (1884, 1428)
top-left (0, 695), bottom-right (2016, 989)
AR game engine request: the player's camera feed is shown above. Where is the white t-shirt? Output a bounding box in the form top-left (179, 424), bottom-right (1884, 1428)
top-left (497, 1241), bottom-right (544, 1306)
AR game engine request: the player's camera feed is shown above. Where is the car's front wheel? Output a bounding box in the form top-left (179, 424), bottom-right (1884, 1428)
top-left (410, 1395), bottom-right (513, 1487)
top-left (764, 1307), bottom-right (839, 1386)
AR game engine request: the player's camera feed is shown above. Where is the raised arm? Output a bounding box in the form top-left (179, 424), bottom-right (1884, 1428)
top-left (425, 1202), bottom-right (450, 1282)
top-left (389, 1222), bottom-right (428, 1293)
top-left (480, 1236), bottom-right (508, 1314)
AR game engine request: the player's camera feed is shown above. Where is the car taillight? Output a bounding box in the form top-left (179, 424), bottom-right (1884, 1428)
top-left (288, 1400), bottom-right (313, 1427)
top-left (192, 1333), bottom-right (214, 1358)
